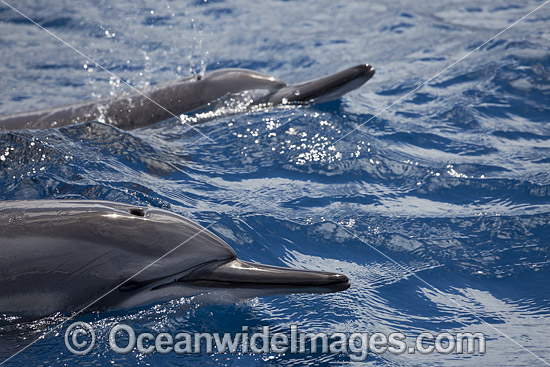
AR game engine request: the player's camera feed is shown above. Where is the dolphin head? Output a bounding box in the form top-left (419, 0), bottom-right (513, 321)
top-left (102, 204), bottom-right (350, 308)
top-left (266, 63), bottom-right (375, 105)
top-left (0, 200), bottom-right (349, 317)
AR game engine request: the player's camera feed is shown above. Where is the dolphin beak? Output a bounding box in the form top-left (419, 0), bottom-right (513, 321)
top-left (179, 259), bottom-right (350, 293)
top-left (267, 63), bottom-right (375, 105)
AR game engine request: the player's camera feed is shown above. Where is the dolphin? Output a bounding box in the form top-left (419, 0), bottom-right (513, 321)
top-left (0, 200), bottom-right (349, 320)
top-left (0, 64), bottom-right (374, 131)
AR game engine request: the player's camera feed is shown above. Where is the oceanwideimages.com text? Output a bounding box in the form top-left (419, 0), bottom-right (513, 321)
top-left (65, 322), bottom-right (486, 361)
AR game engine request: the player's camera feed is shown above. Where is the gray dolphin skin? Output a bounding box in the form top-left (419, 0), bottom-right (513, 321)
top-left (0, 200), bottom-right (349, 320)
top-left (0, 64), bottom-right (374, 131)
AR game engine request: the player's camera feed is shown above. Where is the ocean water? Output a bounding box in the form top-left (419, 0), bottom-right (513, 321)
top-left (1, 0), bottom-right (550, 366)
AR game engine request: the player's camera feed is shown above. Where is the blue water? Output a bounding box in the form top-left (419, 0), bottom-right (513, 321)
top-left (1, 0), bottom-right (550, 365)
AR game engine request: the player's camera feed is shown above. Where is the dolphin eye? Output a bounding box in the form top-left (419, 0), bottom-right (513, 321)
top-left (129, 208), bottom-right (146, 217)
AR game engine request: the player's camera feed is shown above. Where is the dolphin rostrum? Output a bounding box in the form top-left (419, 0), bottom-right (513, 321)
top-left (0, 200), bottom-right (349, 320)
top-left (0, 64), bottom-right (375, 131)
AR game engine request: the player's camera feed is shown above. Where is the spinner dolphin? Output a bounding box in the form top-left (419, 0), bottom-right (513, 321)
top-left (0, 200), bottom-right (349, 320)
top-left (0, 64), bottom-right (374, 131)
